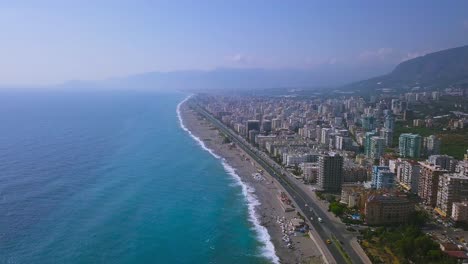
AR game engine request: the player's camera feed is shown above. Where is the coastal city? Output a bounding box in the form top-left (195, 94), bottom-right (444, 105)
top-left (185, 86), bottom-right (468, 264)
top-left (3, 2), bottom-right (468, 264)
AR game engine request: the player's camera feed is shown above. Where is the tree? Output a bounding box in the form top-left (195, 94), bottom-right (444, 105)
top-left (329, 201), bottom-right (345, 216)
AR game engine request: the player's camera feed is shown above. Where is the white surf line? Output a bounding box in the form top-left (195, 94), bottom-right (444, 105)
top-left (176, 96), bottom-right (280, 264)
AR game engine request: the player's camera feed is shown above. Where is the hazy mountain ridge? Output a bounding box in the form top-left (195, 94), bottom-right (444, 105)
top-left (21, 45), bottom-right (468, 93)
top-left (44, 63), bottom-right (391, 92)
top-left (343, 45), bottom-right (468, 93)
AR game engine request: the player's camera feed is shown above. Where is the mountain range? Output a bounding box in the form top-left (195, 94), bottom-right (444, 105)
top-left (342, 45), bottom-right (468, 94)
top-left (52, 44), bottom-right (468, 93)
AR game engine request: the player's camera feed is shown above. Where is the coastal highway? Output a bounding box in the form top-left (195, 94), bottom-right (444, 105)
top-left (189, 102), bottom-right (365, 264)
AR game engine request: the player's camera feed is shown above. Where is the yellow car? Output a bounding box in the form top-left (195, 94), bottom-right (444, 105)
top-left (326, 239), bottom-right (331, 244)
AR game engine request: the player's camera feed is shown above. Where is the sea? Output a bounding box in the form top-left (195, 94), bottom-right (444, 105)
top-left (0, 90), bottom-right (279, 264)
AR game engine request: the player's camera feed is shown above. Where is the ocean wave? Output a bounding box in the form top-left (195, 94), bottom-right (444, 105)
top-left (176, 96), bottom-right (280, 264)
top-left (176, 95), bottom-right (220, 159)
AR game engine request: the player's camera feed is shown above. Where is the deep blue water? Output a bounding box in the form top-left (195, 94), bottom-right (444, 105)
top-left (0, 91), bottom-right (274, 263)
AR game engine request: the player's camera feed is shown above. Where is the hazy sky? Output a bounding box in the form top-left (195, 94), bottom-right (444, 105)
top-left (1, 0), bottom-right (468, 85)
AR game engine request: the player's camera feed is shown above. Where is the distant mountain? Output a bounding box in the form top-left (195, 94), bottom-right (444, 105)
top-left (95, 67), bottom-right (390, 92)
top-left (343, 45), bottom-right (468, 94)
top-left (52, 64), bottom-right (392, 92)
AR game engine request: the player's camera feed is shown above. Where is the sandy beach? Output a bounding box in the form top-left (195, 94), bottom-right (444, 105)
top-left (179, 102), bottom-right (325, 264)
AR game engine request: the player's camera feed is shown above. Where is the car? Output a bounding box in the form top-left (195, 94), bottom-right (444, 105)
top-left (318, 217), bottom-right (323, 223)
top-left (326, 239), bottom-right (331, 244)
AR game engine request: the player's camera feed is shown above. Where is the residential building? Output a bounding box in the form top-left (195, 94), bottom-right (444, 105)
top-left (248, 130), bottom-right (259, 143)
top-left (452, 202), bottom-right (468, 223)
top-left (399, 133), bottom-right (422, 158)
top-left (398, 160), bottom-right (420, 194)
top-left (418, 162), bottom-right (448, 207)
top-left (301, 162), bottom-right (318, 184)
top-left (384, 113), bottom-right (395, 131)
top-left (246, 120), bottom-right (260, 132)
top-left (261, 120), bottom-right (272, 133)
top-left (424, 135), bottom-right (440, 156)
top-left (380, 128), bottom-right (393, 147)
top-left (428, 155), bottom-right (457, 172)
top-left (320, 128), bottom-right (331, 145)
top-left (369, 136), bottom-right (385, 160)
top-left (364, 131), bottom-right (378, 157)
top-left (271, 118), bottom-right (282, 130)
top-left (365, 195), bottom-right (414, 225)
top-left (361, 115), bottom-right (375, 131)
top-left (436, 174), bottom-right (468, 217)
top-left (343, 163), bottom-right (368, 183)
top-left (318, 153), bottom-right (344, 192)
top-left (371, 166), bottom-right (395, 189)
top-left (335, 135), bottom-right (351, 150)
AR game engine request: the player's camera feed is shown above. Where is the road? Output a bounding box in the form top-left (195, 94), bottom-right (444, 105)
top-left (190, 102), bottom-right (366, 264)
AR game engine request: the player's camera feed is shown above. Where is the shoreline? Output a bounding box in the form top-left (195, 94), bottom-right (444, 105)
top-left (177, 98), bottom-right (324, 264)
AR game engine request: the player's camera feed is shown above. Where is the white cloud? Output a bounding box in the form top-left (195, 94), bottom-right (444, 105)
top-left (404, 52), bottom-right (422, 60)
top-left (357, 48), bottom-right (433, 64)
top-left (358, 48), bottom-right (394, 62)
top-left (400, 51), bottom-right (430, 62)
top-left (225, 53), bottom-right (252, 64)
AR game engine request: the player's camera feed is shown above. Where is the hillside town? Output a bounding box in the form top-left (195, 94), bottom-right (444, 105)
top-left (193, 87), bottom-right (468, 263)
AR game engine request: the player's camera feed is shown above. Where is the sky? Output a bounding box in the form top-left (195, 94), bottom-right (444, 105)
top-left (0, 0), bottom-right (468, 85)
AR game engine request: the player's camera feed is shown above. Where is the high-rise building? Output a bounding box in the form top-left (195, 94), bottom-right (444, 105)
top-left (428, 155), bottom-right (457, 172)
top-left (248, 130), bottom-right (259, 143)
top-left (424, 135), bottom-right (440, 156)
top-left (364, 131), bottom-right (378, 157)
top-left (380, 129), bottom-right (393, 147)
top-left (384, 113), bottom-right (395, 131)
top-left (399, 133), bottom-right (422, 158)
top-left (391, 99), bottom-right (400, 114)
top-left (371, 166), bottom-right (395, 189)
top-left (320, 128), bottom-right (331, 145)
top-left (418, 162), bottom-right (448, 207)
top-left (246, 120), bottom-right (260, 141)
top-left (436, 174), bottom-right (468, 217)
top-left (246, 120), bottom-right (260, 132)
top-left (369, 136), bottom-right (385, 160)
top-left (271, 118), bottom-right (282, 130)
top-left (398, 160), bottom-right (420, 194)
top-left (318, 153), bottom-right (344, 192)
top-left (261, 120), bottom-right (272, 133)
top-left (361, 115), bottom-right (375, 131)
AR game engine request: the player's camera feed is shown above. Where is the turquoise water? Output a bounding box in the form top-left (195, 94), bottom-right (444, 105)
top-left (0, 91), bottom-right (276, 263)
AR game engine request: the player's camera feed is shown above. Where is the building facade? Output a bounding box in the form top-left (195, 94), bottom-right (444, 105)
top-left (436, 174), bottom-right (468, 217)
top-left (318, 153), bottom-right (344, 192)
top-left (371, 166), bottom-right (395, 189)
top-left (452, 202), bottom-right (468, 223)
top-left (399, 133), bottom-right (422, 158)
top-left (418, 162), bottom-right (448, 207)
top-left (365, 195), bottom-right (414, 225)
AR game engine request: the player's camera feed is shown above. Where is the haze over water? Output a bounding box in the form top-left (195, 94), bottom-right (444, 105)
top-left (0, 91), bottom-right (273, 263)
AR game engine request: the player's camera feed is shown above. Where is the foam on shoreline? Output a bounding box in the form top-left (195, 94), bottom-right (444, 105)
top-left (176, 96), bottom-right (280, 264)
